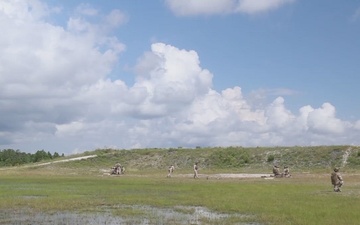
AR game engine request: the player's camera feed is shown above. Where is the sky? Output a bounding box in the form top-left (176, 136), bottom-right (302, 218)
top-left (1, 0), bottom-right (360, 155)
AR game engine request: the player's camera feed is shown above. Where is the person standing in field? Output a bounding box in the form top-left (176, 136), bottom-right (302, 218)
top-left (115, 163), bottom-right (121, 175)
top-left (331, 167), bottom-right (344, 192)
top-left (193, 162), bottom-right (199, 179)
top-left (167, 165), bottom-right (175, 178)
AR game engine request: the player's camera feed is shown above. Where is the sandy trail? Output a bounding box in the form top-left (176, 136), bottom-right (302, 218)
top-left (0, 155), bottom-right (98, 170)
top-left (34, 155), bottom-right (98, 166)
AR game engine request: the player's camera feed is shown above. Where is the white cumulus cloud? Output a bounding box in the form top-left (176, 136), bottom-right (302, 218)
top-left (0, 0), bottom-right (359, 154)
top-left (165, 0), bottom-right (295, 16)
top-left (305, 103), bottom-right (346, 134)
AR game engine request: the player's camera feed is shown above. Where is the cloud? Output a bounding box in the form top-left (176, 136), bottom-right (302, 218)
top-left (265, 97), bottom-right (295, 129)
top-left (165, 0), bottom-right (235, 16)
top-left (75, 3), bottom-right (98, 16)
top-left (351, 7), bottom-right (360, 21)
top-left (0, 0), bottom-right (125, 147)
top-left (165, 0), bottom-right (295, 16)
top-left (0, 0), bottom-right (53, 21)
top-left (236, 0), bottom-right (295, 15)
top-left (247, 88), bottom-right (299, 110)
top-left (305, 103), bottom-right (346, 134)
top-left (355, 120), bottom-right (360, 130)
top-left (132, 43), bottom-right (213, 114)
top-left (0, 0), bottom-right (359, 154)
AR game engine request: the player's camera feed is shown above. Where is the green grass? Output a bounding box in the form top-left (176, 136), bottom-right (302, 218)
top-left (1, 145), bottom-right (360, 224)
top-left (0, 171), bottom-right (359, 225)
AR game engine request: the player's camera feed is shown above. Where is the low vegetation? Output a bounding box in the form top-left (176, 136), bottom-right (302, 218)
top-left (77, 145), bottom-right (360, 173)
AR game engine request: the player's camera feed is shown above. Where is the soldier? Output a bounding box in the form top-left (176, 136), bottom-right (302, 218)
top-left (115, 163), bottom-right (121, 175)
top-left (167, 165), bottom-right (175, 178)
top-left (193, 162), bottom-right (199, 179)
top-left (272, 164), bottom-right (281, 177)
top-left (283, 166), bottom-right (291, 178)
top-left (331, 167), bottom-right (344, 192)
top-left (111, 166), bottom-right (116, 175)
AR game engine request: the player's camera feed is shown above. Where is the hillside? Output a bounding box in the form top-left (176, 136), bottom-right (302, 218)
top-left (4, 145), bottom-right (359, 175)
top-left (26, 145), bottom-right (360, 175)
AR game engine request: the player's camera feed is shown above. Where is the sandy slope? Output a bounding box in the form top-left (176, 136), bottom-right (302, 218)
top-left (0, 155), bottom-right (98, 170)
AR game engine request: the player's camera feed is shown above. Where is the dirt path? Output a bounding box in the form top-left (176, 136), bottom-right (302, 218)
top-left (34, 155), bottom-right (98, 166)
top-left (0, 155), bottom-right (98, 170)
top-left (342, 147), bottom-right (352, 167)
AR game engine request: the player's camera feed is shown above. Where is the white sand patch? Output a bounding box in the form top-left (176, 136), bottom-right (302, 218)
top-left (342, 147), bottom-right (352, 167)
top-left (34, 155), bottom-right (98, 167)
top-left (177, 173), bottom-right (272, 179)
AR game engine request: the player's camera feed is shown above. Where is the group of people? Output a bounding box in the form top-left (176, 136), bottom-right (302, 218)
top-left (272, 164), bottom-right (291, 178)
top-left (272, 164), bottom-right (344, 192)
top-left (166, 162), bottom-right (199, 178)
top-left (118, 161), bottom-right (345, 192)
top-left (111, 162), bottom-right (125, 175)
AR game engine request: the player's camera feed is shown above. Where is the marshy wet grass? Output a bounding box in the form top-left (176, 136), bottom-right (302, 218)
top-left (0, 205), bottom-right (257, 225)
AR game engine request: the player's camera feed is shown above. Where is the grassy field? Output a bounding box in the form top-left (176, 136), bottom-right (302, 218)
top-left (1, 146), bottom-right (360, 224)
top-left (1, 169), bottom-right (360, 224)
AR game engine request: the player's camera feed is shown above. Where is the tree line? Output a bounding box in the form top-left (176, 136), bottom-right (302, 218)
top-left (0, 149), bottom-right (64, 167)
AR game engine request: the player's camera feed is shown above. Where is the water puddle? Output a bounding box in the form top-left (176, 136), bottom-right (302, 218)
top-left (0, 205), bottom-right (261, 225)
top-left (0, 210), bottom-right (124, 225)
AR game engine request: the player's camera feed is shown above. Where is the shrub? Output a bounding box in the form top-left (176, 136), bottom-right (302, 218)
top-left (267, 155), bottom-right (275, 162)
top-left (209, 147), bottom-right (251, 168)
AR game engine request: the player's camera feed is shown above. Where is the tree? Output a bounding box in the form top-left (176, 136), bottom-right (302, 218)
top-left (34, 150), bottom-right (50, 162)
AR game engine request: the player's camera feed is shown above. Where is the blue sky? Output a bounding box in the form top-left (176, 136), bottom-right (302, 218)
top-left (1, 0), bottom-right (360, 155)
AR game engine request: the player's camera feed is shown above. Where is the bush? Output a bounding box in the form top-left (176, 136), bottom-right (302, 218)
top-left (209, 147), bottom-right (251, 168)
top-left (267, 155), bottom-right (275, 162)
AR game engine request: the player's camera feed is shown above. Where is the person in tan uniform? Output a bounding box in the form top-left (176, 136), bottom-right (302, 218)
top-left (283, 166), bottom-right (291, 178)
top-left (272, 165), bottom-right (282, 177)
top-left (111, 163), bottom-right (122, 175)
top-left (331, 167), bottom-right (344, 192)
top-left (193, 162), bottom-right (199, 179)
top-left (167, 165), bottom-right (175, 178)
